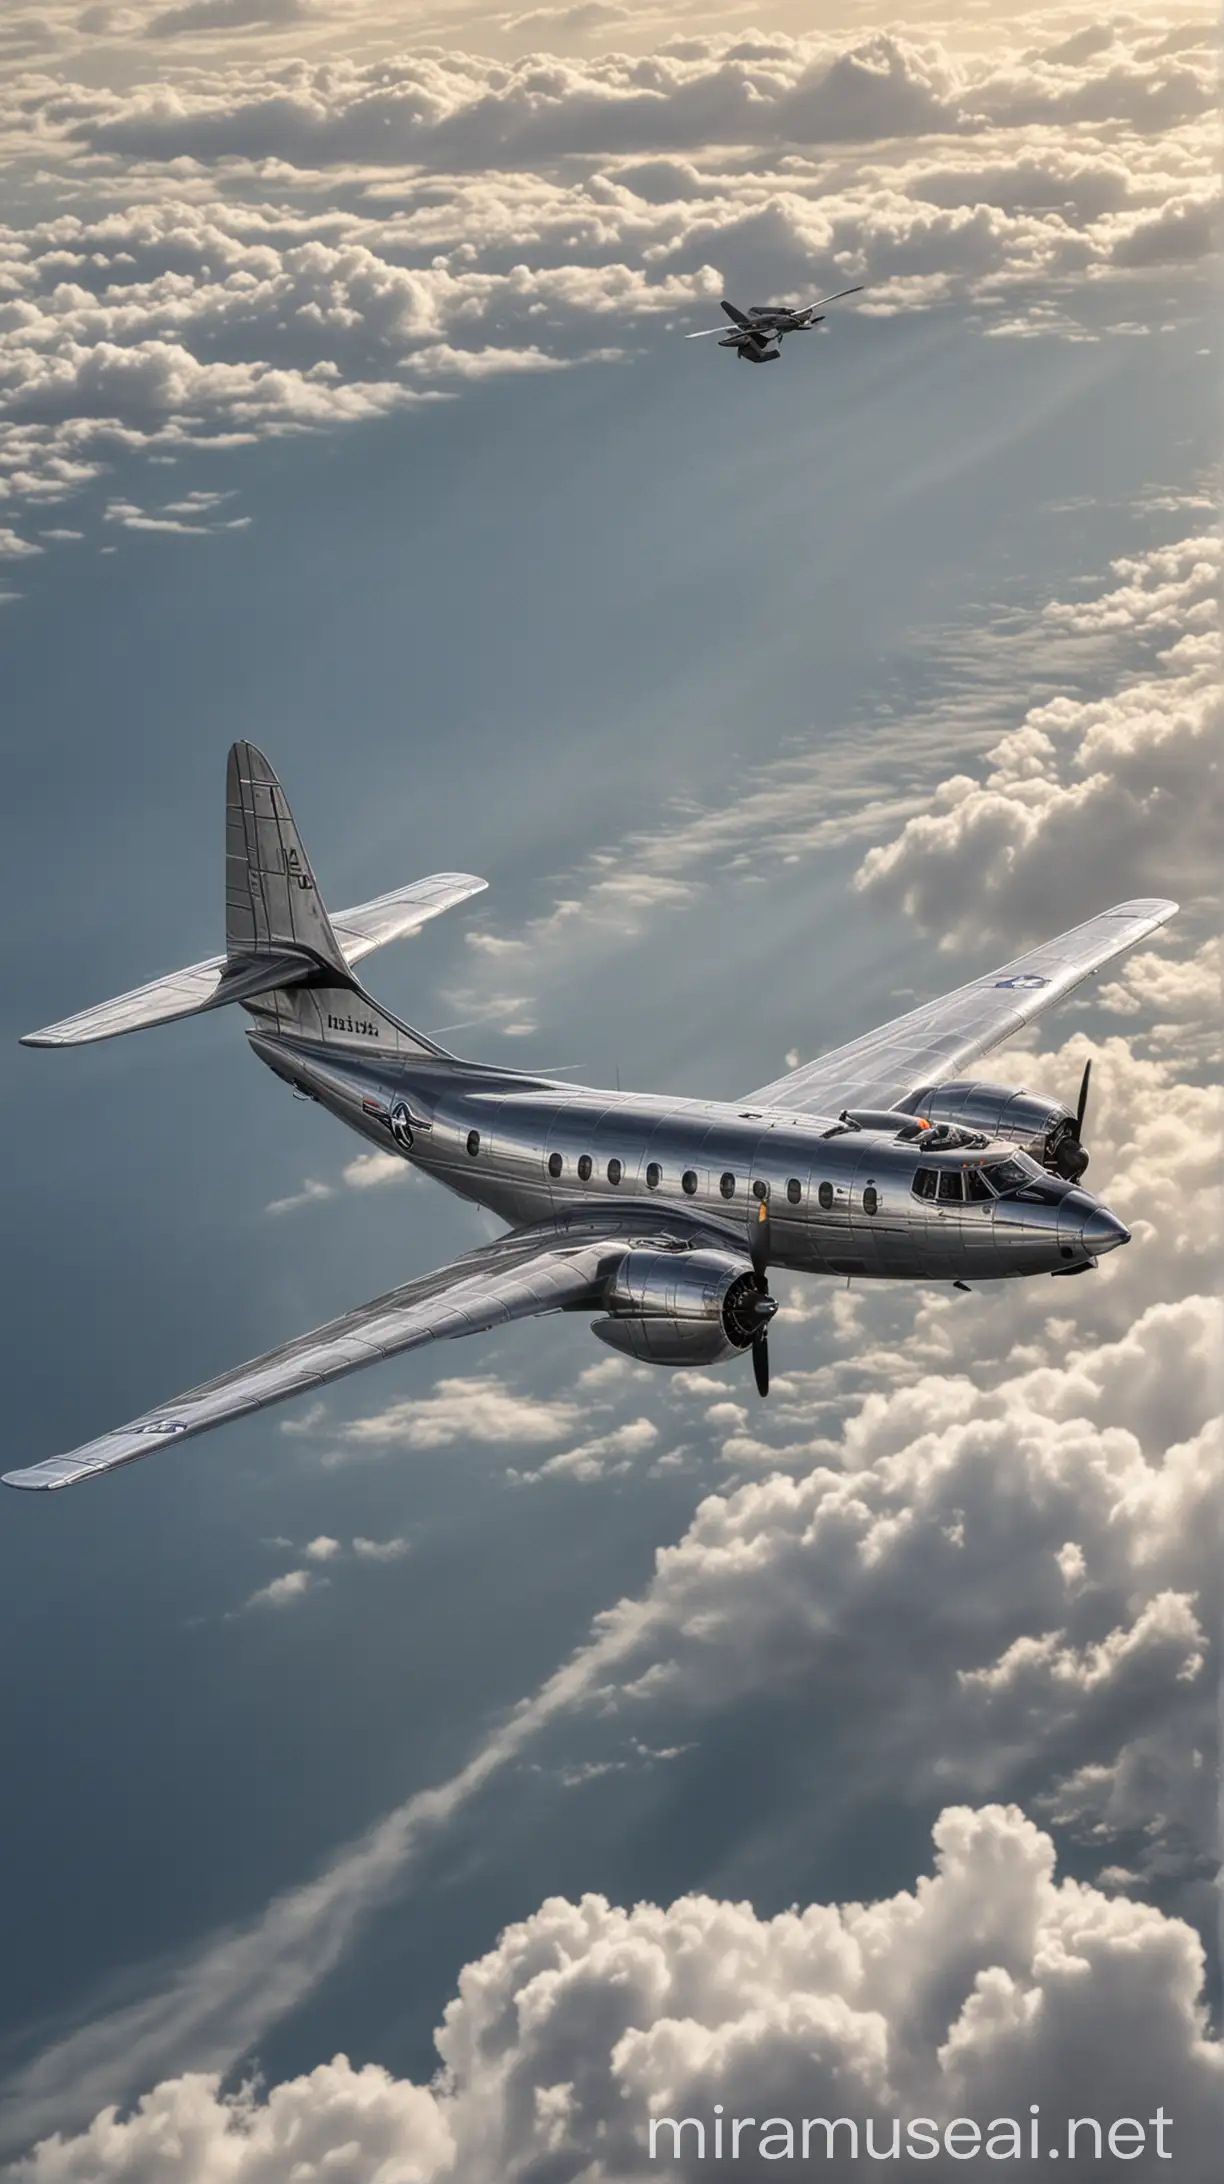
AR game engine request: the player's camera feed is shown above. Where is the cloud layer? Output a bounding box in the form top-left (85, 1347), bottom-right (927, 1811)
top-left (9, 1805), bottom-right (1221, 2180)
top-left (0, 11), bottom-right (1216, 538)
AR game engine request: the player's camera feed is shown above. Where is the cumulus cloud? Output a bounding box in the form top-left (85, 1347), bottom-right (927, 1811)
top-left (233, 1566), bottom-right (319, 1611)
top-left (265, 1147), bottom-right (413, 1212)
top-left (855, 531), bottom-right (1220, 944)
top-left (8, 1806), bottom-right (1221, 2181)
top-left (336, 1373), bottom-right (582, 1452)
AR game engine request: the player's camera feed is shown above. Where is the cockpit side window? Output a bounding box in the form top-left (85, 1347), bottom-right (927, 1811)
top-left (912, 1167), bottom-right (937, 1200)
top-left (937, 1171), bottom-right (964, 1204)
top-left (965, 1168), bottom-right (994, 1202)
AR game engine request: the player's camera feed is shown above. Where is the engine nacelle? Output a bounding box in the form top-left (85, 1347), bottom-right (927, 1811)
top-left (591, 1248), bottom-right (765, 1368)
top-left (899, 1081), bottom-right (1087, 1179)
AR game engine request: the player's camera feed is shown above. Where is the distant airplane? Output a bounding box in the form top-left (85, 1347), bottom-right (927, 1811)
top-left (5, 743), bottom-right (1173, 1491)
top-left (686, 287), bottom-right (864, 362)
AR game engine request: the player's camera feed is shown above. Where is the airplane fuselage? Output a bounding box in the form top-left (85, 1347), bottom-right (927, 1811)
top-left (252, 1035), bottom-right (1128, 1286)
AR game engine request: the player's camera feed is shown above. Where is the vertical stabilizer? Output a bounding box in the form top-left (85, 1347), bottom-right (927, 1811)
top-left (225, 741), bottom-right (350, 976)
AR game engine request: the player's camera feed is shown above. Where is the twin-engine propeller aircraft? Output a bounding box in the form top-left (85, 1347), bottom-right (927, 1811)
top-left (5, 744), bottom-right (1175, 1491)
top-left (686, 287), bottom-right (864, 362)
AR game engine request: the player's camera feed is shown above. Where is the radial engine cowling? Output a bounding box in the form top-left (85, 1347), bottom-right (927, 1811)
top-left (591, 1248), bottom-right (768, 1367)
top-left (900, 1081), bottom-right (1087, 1179)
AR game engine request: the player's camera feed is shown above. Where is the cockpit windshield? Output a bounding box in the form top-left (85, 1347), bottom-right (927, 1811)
top-left (983, 1152), bottom-right (1043, 1193)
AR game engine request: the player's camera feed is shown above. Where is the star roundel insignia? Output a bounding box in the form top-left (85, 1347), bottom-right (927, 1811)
top-left (994, 973), bottom-right (1049, 990)
top-left (388, 1098), bottom-right (415, 1149)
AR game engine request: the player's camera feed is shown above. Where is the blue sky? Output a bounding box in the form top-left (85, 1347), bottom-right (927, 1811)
top-left (0, 6), bottom-right (1219, 2177)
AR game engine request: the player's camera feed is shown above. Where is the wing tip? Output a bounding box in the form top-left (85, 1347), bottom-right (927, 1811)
top-left (2, 1468), bottom-right (59, 1491)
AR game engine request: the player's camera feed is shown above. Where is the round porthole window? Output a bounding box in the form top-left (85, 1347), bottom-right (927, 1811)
top-left (646, 1162), bottom-right (661, 1190)
top-left (607, 1157), bottom-right (622, 1185)
top-left (863, 1183), bottom-right (879, 1215)
top-left (547, 1151), bottom-right (562, 1179)
top-left (578, 1154), bottom-right (592, 1181)
top-left (818, 1181), bottom-right (834, 1211)
top-left (786, 1177), bottom-right (802, 1205)
top-left (682, 1169), bottom-right (698, 1196)
top-left (719, 1171), bottom-right (736, 1200)
top-left (466, 1130), bottom-right (480, 1158)
top-left (752, 1178), bottom-right (770, 1203)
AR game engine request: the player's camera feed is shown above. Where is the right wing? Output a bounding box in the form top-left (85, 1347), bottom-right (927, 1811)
top-left (20, 874), bottom-right (486, 1048)
top-left (2, 1226), bottom-right (619, 1491)
top-left (744, 898), bottom-right (1179, 1114)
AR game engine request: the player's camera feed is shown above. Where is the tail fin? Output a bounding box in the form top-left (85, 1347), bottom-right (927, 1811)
top-left (21, 745), bottom-right (486, 1048)
top-left (225, 740), bottom-right (348, 976)
top-left (721, 298), bottom-right (750, 327)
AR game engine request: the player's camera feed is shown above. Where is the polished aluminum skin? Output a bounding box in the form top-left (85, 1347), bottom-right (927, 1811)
top-left (4, 744), bottom-right (1176, 1491)
top-left (685, 287), bottom-right (864, 362)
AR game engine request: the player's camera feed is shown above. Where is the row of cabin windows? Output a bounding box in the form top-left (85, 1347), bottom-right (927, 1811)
top-left (528, 1150), bottom-right (880, 1213)
top-left (466, 1135), bottom-right (989, 1215)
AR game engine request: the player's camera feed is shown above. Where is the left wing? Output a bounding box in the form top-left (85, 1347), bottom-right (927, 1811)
top-left (2, 1226), bottom-right (621, 1491)
top-left (744, 899), bottom-right (1178, 1115)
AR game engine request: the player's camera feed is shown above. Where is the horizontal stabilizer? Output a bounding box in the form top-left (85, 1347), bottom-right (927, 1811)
top-left (21, 874), bottom-right (486, 1047)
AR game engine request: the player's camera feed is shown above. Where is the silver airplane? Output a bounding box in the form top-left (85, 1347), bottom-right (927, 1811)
top-left (4, 744), bottom-right (1175, 1492)
top-left (685, 287), bottom-right (864, 362)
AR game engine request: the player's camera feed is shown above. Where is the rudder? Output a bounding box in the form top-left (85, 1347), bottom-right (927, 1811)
top-left (226, 741), bottom-right (349, 976)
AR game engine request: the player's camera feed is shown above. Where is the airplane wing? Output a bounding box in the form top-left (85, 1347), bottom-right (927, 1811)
top-left (743, 899), bottom-right (1178, 1114)
top-left (21, 875), bottom-right (486, 1048)
top-left (2, 1224), bottom-right (622, 1491)
top-left (329, 876), bottom-right (487, 965)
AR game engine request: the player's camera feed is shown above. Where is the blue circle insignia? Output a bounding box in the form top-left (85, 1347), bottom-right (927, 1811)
top-left (994, 974), bottom-right (1049, 990)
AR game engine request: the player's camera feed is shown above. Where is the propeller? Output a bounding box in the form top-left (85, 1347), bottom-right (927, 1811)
top-left (749, 1193), bottom-right (775, 1398)
top-left (1052, 1058), bottom-right (1092, 1180)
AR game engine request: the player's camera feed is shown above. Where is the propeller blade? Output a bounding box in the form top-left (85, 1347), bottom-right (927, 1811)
top-left (1074, 1058), bottom-right (1092, 1136)
top-left (810, 285), bottom-right (865, 308)
top-left (685, 326), bottom-right (734, 338)
top-left (752, 1328), bottom-right (770, 1398)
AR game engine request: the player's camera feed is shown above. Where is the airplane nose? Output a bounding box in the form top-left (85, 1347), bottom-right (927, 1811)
top-left (1082, 1206), bottom-right (1130, 1256)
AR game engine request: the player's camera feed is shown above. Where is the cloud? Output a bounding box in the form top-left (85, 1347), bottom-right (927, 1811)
top-left (8, 1806), bottom-right (1221, 2180)
top-left (351, 1534), bottom-right (409, 1561)
top-left (145, 0), bottom-right (310, 41)
top-left (102, 492), bottom-right (251, 534)
top-left (303, 1535), bottom-right (341, 1562)
top-left (855, 531), bottom-right (1220, 944)
top-left (503, 2), bottom-right (629, 36)
top-left (233, 1567), bottom-right (319, 1612)
top-left (266, 1149), bottom-right (413, 1212)
top-left (337, 1374), bottom-right (581, 1452)
top-left (340, 1151), bottom-right (410, 1189)
top-left (0, 530), bottom-right (43, 559)
top-left (511, 1413), bottom-right (659, 1481)
top-left (265, 1177), bottom-right (333, 1215)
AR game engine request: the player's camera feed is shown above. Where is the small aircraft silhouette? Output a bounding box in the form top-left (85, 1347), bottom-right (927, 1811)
top-left (686, 287), bottom-right (863, 362)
